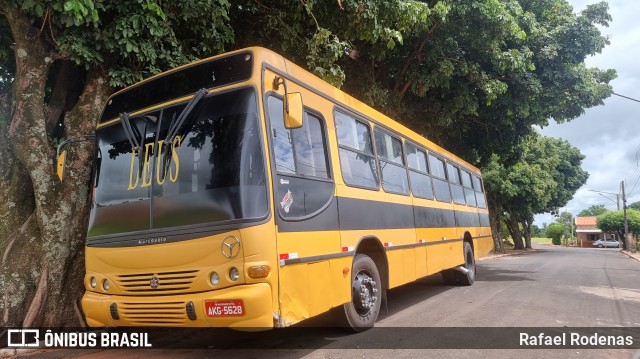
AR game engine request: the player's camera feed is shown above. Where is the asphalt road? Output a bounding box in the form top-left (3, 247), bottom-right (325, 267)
top-left (17, 245), bottom-right (640, 359)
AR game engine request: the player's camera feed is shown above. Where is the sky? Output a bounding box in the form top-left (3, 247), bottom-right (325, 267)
top-left (534, 0), bottom-right (640, 226)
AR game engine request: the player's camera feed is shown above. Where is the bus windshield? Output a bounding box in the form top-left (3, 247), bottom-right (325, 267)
top-left (88, 87), bottom-right (268, 239)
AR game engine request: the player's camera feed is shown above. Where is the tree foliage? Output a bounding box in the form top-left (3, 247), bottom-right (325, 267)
top-left (556, 211), bottom-right (576, 239)
top-left (628, 201), bottom-right (640, 211)
top-left (241, 0), bottom-right (616, 166)
top-left (531, 224), bottom-right (543, 238)
top-left (483, 132), bottom-right (588, 249)
top-left (578, 204), bottom-right (608, 217)
top-left (546, 222), bottom-right (564, 245)
top-left (597, 210), bottom-right (640, 237)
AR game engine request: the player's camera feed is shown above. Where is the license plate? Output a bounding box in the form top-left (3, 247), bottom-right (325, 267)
top-left (205, 300), bottom-right (245, 317)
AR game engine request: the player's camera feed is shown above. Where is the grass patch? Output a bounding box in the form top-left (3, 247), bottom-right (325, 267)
top-left (531, 237), bottom-right (552, 244)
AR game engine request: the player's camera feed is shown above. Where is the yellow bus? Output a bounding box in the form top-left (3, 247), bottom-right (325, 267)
top-left (74, 47), bottom-right (492, 331)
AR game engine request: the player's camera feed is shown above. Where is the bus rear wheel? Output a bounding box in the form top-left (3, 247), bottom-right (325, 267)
top-left (456, 242), bottom-right (475, 286)
top-left (441, 242), bottom-right (475, 286)
top-left (335, 254), bottom-right (382, 332)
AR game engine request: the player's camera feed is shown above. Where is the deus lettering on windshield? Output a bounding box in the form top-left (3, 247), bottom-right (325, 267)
top-left (128, 136), bottom-right (181, 190)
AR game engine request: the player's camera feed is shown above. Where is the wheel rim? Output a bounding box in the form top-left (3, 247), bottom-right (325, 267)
top-left (465, 249), bottom-right (475, 280)
top-left (352, 270), bottom-right (378, 316)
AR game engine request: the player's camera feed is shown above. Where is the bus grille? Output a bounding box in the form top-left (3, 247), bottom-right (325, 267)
top-left (120, 301), bottom-right (187, 326)
top-left (115, 270), bottom-right (199, 295)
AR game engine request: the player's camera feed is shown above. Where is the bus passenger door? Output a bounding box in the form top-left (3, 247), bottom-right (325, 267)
top-left (264, 88), bottom-right (340, 326)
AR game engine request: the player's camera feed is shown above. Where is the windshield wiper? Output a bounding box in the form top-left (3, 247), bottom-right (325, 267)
top-left (165, 88), bottom-right (208, 146)
top-left (120, 112), bottom-right (142, 152)
top-left (119, 113), bottom-right (148, 180)
top-left (159, 88), bottom-right (208, 181)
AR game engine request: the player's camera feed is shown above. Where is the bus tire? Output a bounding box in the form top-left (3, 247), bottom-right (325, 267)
top-left (456, 242), bottom-right (475, 286)
top-left (335, 254), bottom-right (382, 332)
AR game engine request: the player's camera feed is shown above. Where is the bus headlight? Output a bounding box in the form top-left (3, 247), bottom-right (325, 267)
top-left (229, 267), bottom-right (240, 282)
top-left (210, 272), bottom-right (220, 286)
top-left (90, 277), bottom-right (97, 289)
top-left (103, 279), bottom-right (110, 291)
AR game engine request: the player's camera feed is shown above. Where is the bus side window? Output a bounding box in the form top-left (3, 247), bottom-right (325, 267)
top-left (447, 163), bottom-right (466, 205)
top-left (334, 111), bottom-right (379, 189)
top-left (428, 154), bottom-right (451, 203)
top-left (268, 96), bottom-right (329, 179)
top-left (473, 175), bottom-right (487, 208)
top-left (461, 170), bottom-right (477, 207)
top-left (268, 95), bottom-right (333, 219)
top-left (291, 114), bottom-right (329, 179)
top-left (374, 128), bottom-right (409, 195)
top-left (405, 142), bottom-right (434, 199)
top-left (269, 97), bottom-right (296, 174)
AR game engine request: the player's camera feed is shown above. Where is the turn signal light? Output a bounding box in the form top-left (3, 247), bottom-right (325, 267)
top-left (247, 265), bottom-right (270, 279)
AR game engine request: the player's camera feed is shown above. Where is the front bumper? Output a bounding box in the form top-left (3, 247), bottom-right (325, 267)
top-left (82, 283), bottom-right (273, 328)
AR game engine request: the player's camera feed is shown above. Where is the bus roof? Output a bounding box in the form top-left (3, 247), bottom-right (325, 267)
top-left (105, 46), bottom-right (480, 173)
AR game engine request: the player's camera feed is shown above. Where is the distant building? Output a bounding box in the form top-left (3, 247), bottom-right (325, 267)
top-left (575, 216), bottom-right (616, 248)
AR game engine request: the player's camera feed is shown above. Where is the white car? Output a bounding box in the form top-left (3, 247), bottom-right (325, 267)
top-left (593, 238), bottom-right (620, 248)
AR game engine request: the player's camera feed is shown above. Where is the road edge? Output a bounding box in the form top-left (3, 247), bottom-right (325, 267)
top-left (621, 250), bottom-right (640, 263)
top-left (478, 248), bottom-right (539, 261)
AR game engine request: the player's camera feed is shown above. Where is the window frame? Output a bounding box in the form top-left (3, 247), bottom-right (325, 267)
top-left (473, 174), bottom-right (487, 209)
top-left (333, 108), bottom-right (381, 190)
top-left (446, 162), bottom-right (462, 185)
top-left (427, 153), bottom-right (453, 203)
top-left (460, 169), bottom-right (478, 208)
top-left (446, 162), bottom-right (467, 205)
top-left (472, 175), bottom-right (484, 193)
top-left (404, 140), bottom-right (436, 200)
top-left (266, 94), bottom-right (333, 183)
top-left (428, 153), bottom-right (448, 180)
top-left (404, 140), bottom-right (430, 175)
top-left (373, 126), bottom-right (410, 196)
top-left (461, 169), bottom-right (473, 189)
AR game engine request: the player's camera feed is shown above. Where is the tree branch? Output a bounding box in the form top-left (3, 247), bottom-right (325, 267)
top-left (393, 22), bottom-right (439, 93)
top-left (65, 69), bottom-right (111, 137)
top-left (299, 0), bottom-right (320, 29)
top-left (399, 78), bottom-right (413, 97)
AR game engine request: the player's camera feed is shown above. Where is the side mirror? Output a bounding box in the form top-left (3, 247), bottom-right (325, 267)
top-left (55, 135), bottom-right (96, 182)
top-left (284, 92), bottom-right (303, 129)
top-left (56, 150), bottom-right (66, 182)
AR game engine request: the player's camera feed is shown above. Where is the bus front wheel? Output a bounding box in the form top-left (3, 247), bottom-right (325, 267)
top-left (335, 253), bottom-right (382, 332)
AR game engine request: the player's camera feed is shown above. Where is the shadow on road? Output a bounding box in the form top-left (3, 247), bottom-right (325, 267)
top-left (474, 267), bottom-right (534, 282)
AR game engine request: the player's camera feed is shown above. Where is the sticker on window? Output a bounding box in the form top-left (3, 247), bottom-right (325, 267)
top-left (280, 189), bottom-right (293, 213)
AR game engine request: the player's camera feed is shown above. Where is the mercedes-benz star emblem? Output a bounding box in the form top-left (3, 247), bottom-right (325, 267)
top-left (221, 236), bottom-right (241, 258)
top-left (150, 276), bottom-right (159, 289)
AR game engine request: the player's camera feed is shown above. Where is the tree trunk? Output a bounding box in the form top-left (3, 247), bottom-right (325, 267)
top-left (506, 214), bottom-right (525, 249)
top-left (487, 199), bottom-right (504, 253)
top-left (0, 88), bottom-right (39, 325)
top-left (617, 231), bottom-right (626, 250)
top-left (522, 217), bottom-right (532, 249)
top-left (1, 5), bottom-right (111, 327)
